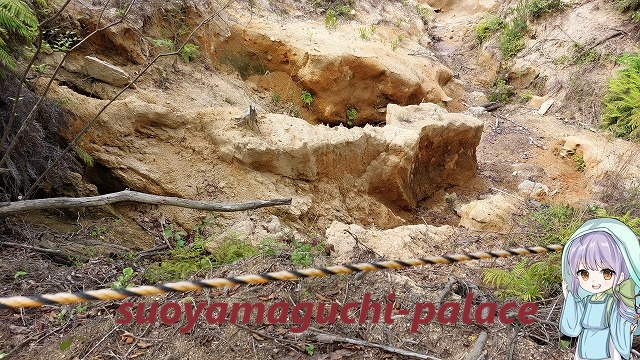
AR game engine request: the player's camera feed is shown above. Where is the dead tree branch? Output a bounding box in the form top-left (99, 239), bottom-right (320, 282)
top-left (464, 331), bottom-right (488, 360)
top-left (0, 190), bottom-right (291, 216)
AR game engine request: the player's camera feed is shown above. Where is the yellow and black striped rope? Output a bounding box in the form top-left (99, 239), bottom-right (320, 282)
top-left (0, 244), bottom-right (563, 309)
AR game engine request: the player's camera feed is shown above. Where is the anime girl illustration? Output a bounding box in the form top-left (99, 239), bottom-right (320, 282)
top-left (560, 218), bottom-right (640, 360)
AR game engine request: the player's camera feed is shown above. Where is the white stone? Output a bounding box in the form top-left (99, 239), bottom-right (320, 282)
top-left (83, 56), bottom-right (130, 87)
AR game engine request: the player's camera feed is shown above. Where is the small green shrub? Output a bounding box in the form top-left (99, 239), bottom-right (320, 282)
top-left (484, 260), bottom-right (559, 301)
top-left (325, 9), bottom-right (338, 29)
top-left (391, 34), bottom-right (403, 51)
top-left (499, 18), bottom-right (527, 59)
top-left (602, 53), bottom-right (640, 138)
top-left (163, 224), bottom-right (187, 247)
top-left (615, 0), bottom-right (640, 21)
top-left (145, 233), bottom-right (258, 283)
top-left (180, 43), bottom-right (199, 62)
top-left (323, 2), bottom-right (353, 29)
top-left (572, 154), bottom-right (585, 172)
top-left (259, 238), bottom-right (286, 255)
top-left (271, 92), bottom-right (281, 104)
top-left (359, 25), bottom-right (375, 40)
top-left (0, 0), bottom-right (38, 71)
top-left (50, 29), bottom-right (80, 52)
top-left (487, 78), bottom-right (514, 103)
top-left (474, 15), bottom-right (504, 43)
top-left (301, 90), bottom-right (314, 106)
top-left (73, 146), bottom-right (94, 166)
top-left (415, 4), bottom-right (432, 26)
top-left (346, 107), bottom-right (357, 126)
top-left (483, 204), bottom-right (586, 301)
top-left (112, 267), bottom-right (135, 289)
top-left (525, 0), bottom-right (564, 19)
top-left (291, 239), bottom-right (324, 267)
top-left (209, 236), bottom-right (259, 264)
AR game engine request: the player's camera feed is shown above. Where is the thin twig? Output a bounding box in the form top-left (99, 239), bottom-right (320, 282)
top-left (234, 324), bottom-right (304, 352)
top-left (81, 324), bottom-right (122, 360)
top-left (0, 241), bottom-right (61, 254)
top-left (307, 330), bottom-right (441, 360)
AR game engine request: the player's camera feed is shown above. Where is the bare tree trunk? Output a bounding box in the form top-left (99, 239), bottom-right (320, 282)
top-left (0, 190), bottom-right (291, 216)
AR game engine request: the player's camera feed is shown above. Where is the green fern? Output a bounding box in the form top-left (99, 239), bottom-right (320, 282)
top-left (593, 209), bottom-right (640, 235)
top-left (73, 146), bottom-right (94, 166)
top-left (602, 53), bottom-right (640, 138)
top-left (484, 259), bottom-right (560, 301)
top-left (0, 0), bottom-right (38, 70)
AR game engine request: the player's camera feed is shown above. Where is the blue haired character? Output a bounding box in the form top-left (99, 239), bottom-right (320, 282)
top-left (560, 218), bottom-right (640, 360)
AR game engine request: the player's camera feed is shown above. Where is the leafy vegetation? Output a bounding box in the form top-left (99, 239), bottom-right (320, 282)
top-left (49, 29), bottom-right (80, 52)
top-left (615, 0), bottom-right (640, 21)
top-left (346, 107), bottom-right (357, 126)
top-left (487, 78), bottom-right (514, 103)
top-left (477, 0), bottom-right (564, 59)
top-left (602, 53), bottom-right (640, 139)
top-left (358, 24), bottom-right (375, 40)
top-left (484, 260), bottom-right (559, 301)
top-left (414, 4), bottom-right (432, 26)
top-left (0, 0), bottom-right (38, 71)
top-left (390, 34), bottom-right (403, 51)
top-left (301, 90), bottom-right (314, 107)
top-left (572, 154), bottom-right (585, 172)
top-left (111, 267), bottom-right (135, 289)
top-left (291, 238), bottom-right (324, 267)
top-left (323, 2), bottom-right (353, 29)
top-left (209, 235), bottom-right (259, 264)
top-left (179, 42), bottom-right (199, 62)
top-left (474, 15), bottom-right (504, 44)
top-left (499, 17), bottom-right (527, 59)
top-left (483, 205), bottom-right (585, 301)
top-left (484, 206), bottom-right (640, 301)
top-left (525, 0), bottom-right (564, 20)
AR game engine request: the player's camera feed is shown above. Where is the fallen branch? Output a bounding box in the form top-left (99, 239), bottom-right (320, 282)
top-left (435, 277), bottom-right (458, 306)
top-left (0, 190), bottom-right (291, 216)
top-left (308, 331), bottom-right (441, 360)
top-left (464, 331), bottom-right (488, 360)
top-left (0, 241), bottom-right (62, 254)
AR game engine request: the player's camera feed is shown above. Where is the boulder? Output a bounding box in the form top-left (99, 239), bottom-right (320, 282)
top-left (518, 180), bottom-right (549, 199)
top-left (325, 221), bottom-right (455, 263)
top-left (508, 59), bottom-right (539, 89)
top-left (214, 103), bottom-right (483, 210)
top-left (83, 56), bottom-right (131, 87)
top-left (458, 194), bottom-right (518, 231)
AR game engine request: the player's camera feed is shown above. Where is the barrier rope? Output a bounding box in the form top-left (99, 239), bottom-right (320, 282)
top-left (0, 244), bottom-right (563, 310)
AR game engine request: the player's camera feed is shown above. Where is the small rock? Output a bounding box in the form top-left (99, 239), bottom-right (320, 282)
top-left (230, 220), bottom-right (255, 236)
top-left (517, 180), bottom-right (549, 200)
top-left (527, 96), bottom-right (546, 109)
top-left (83, 56), bottom-right (130, 87)
top-left (265, 216), bottom-right (282, 234)
top-left (466, 106), bottom-right (487, 115)
top-left (459, 195), bottom-right (517, 232)
top-left (538, 99), bottom-right (554, 115)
